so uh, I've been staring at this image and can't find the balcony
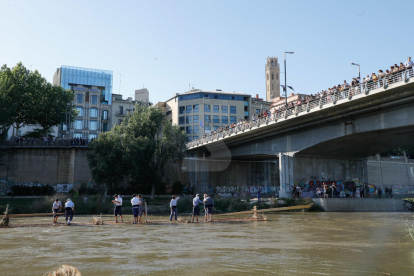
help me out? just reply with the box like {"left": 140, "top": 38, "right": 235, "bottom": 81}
{"left": 116, "top": 111, "right": 125, "bottom": 116}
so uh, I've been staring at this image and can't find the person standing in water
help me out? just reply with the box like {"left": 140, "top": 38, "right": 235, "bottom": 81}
{"left": 169, "top": 195, "right": 180, "bottom": 222}
{"left": 203, "top": 194, "right": 214, "bottom": 222}
{"left": 131, "top": 194, "right": 140, "bottom": 224}
{"left": 52, "top": 198, "right": 62, "bottom": 224}
{"left": 65, "top": 198, "right": 75, "bottom": 225}
{"left": 192, "top": 194, "right": 203, "bottom": 222}
{"left": 112, "top": 194, "right": 123, "bottom": 223}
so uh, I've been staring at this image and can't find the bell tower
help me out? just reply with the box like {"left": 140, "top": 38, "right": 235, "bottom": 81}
{"left": 265, "top": 57, "right": 280, "bottom": 101}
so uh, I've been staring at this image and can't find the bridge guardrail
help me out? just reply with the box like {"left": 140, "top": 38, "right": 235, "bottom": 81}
{"left": 187, "top": 68, "right": 414, "bottom": 149}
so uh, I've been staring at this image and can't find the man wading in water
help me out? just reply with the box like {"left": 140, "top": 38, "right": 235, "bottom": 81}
{"left": 169, "top": 195, "right": 180, "bottom": 222}
{"left": 203, "top": 194, "right": 214, "bottom": 222}
{"left": 65, "top": 198, "right": 75, "bottom": 225}
{"left": 192, "top": 194, "right": 203, "bottom": 222}
{"left": 112, "top": 194, "right": 123, "bottom": 223}
{"left": 52, "top": 198, "right": 62, "bottom": 224}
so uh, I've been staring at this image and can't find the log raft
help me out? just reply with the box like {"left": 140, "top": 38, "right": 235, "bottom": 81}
{"left": 215, "top": 204, "right": 313, "bottom": 217}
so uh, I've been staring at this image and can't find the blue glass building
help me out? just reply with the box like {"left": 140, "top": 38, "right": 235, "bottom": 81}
{"left": 53, "top": 65, "right": 113, "bottom": 104}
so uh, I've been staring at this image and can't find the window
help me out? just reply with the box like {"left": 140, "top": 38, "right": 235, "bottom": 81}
{"left": 255, "top": 109, "right": 260, "bottom": 114}
{"left": 204, "top": 115, "right": 211, "bottom": 123}
{"left": 118, "top": 119, "right": 123, "bottom": 124}
{"left": 186, "top": 137, "right": 192, "bottom": 142}
{"left": 89, "top": 121, "right": 98, "bottom": 130}
{"left": 103, "top": 123, "right": 108, "bottom": 132}
{"left": 271, "top": 74, "right": 274, "bottom": 80}
{"left": 267, "top": 74, "right": 269, "bottom": 80}
{"left": 213, "top": 115, "right": 219, "bottom": 123}
{"left": 193, "top": 136, "right": 199, "bottom": 140}
{"left": 89, "top": 134, "right": 97, "bottom": 140}
{"left": 179, "top": 116, "right": 185, "bottom": 124}
{"left": 222, "top": 116, "right": 228, "bottom": 124}
{"left": 230, "top": 106, "right": 236, "bottom": 114}
{"left": 213, "top": 105, "right": 219, "bottom": 113}
{"left": 193, "top": 115, "right": 199, "bottom": 123}
{"left": 76, "top": 94, "right": 83, "bottom": 104}
{"left": 272, "top": 84, "right": 274, "bottom": 90}
{"left": 76, "top": 107, "right": 83, "bottom": 116}
{"left": 193, "top": 125, "right": 199, "bottom": 134}
{"left": 74, "top": 133, "right": 82, "bottom": 138}
{"left": 166, "top": 110, "right": 172, "bottom": 116}
{"left": 186, "top": 116, "right": 192, "bottom": 124}
{"left": 90, "top": 108, "right": 98, "bottom": 117}
{"left": 205, "top": 126, "right": 211, "bottom": 133}
{"left": 74, "top": 120, "right": 82, "bottom": 130}
{"left": 214, "top": 126, "right": 219, "bottom": 131}
{"left": 119, "top": 106, "right": 123, "bottom": 115}
{"left": 186, "top": 105, "right": 192, "bottom": 113}
{"left": 179, "top": 106, "right": 185, "bottom": 114}
{"left": 186, "top": 126, "right": 192, "bottom": 134}
{"left": 102, "top": 110, "right": 108, "bottom": 120}
{"left": 277, "top": 74, "right": 278, "bottom": 80}
{"left": 271, "top": 60, "right": 274, "bottom": 66}
{"left": 91, "top": 95, "right": 98, "bottom": 105}
{"left": 222, "top": 106, "right": 228, "bottom": 113}
{"left": 204, "top": 104, "right": 211, "bottom": 112}
{"left": 230, "top": 116, "right": 237, "bottom": 124}
{"left": 180, "top": 127, "right": 185, "bottom": 132}
{"left": 193, "top": 104, "right": 199, "bottom": 113}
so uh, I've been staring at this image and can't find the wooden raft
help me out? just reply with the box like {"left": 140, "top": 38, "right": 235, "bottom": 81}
{"left": 215, "top": 204, "right": 313, "bottom": 217}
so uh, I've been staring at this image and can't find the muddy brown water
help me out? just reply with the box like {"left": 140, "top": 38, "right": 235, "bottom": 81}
{"left": 1, "top": 212, "right": 413, "bottom": 275}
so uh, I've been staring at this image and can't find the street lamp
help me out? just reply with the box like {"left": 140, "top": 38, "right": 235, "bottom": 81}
{"left": 351, "top": 63, "right": 360, "bottom": 80}
{"left": 284, "top": 52, "right": 294, "bottom": 107}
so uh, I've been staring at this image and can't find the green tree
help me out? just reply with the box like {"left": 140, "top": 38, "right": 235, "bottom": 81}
{"left": 0, "top": 63, "right": 46, "bottom": 135}
{"left": 0, "top": 76, "right": 17, "bottom": 142}
{"left": 85, "top": 128, "right": 129, "bottom": 202}
{"left": 31, "top": 83, "right": 76, "bottom": 136}
{"left": 86, "top": 105, "right": 186, "bottom": 198}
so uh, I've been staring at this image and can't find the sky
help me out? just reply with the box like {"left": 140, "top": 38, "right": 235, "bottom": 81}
{"left": 1, "top": 0, "right": 413, "bottom": 104}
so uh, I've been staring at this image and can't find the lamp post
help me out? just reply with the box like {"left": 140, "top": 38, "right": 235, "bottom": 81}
{"left": 351, "top": 63, "right": 360, "bottom": 80}
{"left": 284, "top": 52, "right": 294, "bottom": 107}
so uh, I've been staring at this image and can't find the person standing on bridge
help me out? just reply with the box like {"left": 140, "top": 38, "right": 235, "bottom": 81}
{"left": 405, "top": 57, "right": 413, "bottom": 76}
{"left": 65, "top": 198, "right": 75, "bottom": 225}
{"left": 52, "top": 198, "right": 62, "bottom": 224}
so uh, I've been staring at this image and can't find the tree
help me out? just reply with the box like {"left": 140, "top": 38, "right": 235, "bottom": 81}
{"left": 85, "top": 128, "right": 129, "bottom": 202}
{"left": 0, "top": 76, "right": 16, "bottom": 142}
{"left": 86, "top": 105, "right": 186, "bottom": 198}
{"left": 0, "top": 63, "right": 46, "bottom": 135}
{"left": 31, "top": 83, "right": 76, "bottom": 136}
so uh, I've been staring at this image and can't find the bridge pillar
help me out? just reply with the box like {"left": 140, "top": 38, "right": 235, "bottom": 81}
{"left": 279, "top": 152, "right": 295, "bottom": 198}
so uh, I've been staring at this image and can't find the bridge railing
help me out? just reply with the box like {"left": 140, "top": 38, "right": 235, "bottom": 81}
{"left": 1, "top": 140, "right": 93, "bottom": 148}
{"left": 187, "top": 68, "right": 414, "bottom": 149}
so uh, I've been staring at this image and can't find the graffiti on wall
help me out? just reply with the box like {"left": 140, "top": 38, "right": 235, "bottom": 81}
{"left": 215, "top": 185, "right": 279, "bottom": 197}
{"left": 0, "top": 179, "right": 98, "bottom": 195}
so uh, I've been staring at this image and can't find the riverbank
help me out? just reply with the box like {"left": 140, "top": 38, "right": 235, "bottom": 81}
{"left": 312, "top": 198, "right": 412, "bottom": 212}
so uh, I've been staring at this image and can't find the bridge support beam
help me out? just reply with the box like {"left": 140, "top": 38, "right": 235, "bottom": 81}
{"left": 279, "top": 152, "right": 295, "bottom": 198}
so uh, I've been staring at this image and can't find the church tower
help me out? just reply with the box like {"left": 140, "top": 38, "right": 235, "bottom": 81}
{"left": 265, "top": 57, "right": 280, "bottom": 101}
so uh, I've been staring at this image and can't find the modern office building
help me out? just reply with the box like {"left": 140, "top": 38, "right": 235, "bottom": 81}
{"left": 53, "top": 66, "right": 113, "bottom": 139}
{"left": 157, "top": 89, "right": 256, "bottom": 142}
{"left": 135, "top": 88, "right": 149, "bottom": 103}
{"left": 265, "top": 57, "right": 281, "bottom": 101}
{"left": 111, "top": 94, "right": 140, "bottom": 129}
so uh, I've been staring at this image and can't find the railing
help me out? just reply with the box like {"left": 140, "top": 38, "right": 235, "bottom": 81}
{"left": 186, "top": 68, "right": 414, "bottom": 149}
{"left": 116, "top": 111, "right": 125, "bottom": 116}
{"left": 1, "top": 139, "right": 94, "bottom": 148}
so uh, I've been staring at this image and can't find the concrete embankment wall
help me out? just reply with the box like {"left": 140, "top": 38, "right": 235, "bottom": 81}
{"left": 312, "top": 198, "right": 408, "bottom": 212}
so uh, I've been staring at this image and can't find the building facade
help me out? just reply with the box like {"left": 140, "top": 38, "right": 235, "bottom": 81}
{"left": 53, "top": 66, "right": 113, "bottom": 139}
{"left": 158, "top": 89, "right": 255, "bottom": 142}
{"left": 110, "top": 94, "right": 139, "bottom": 129}
{"left": 135, "top": 88, "right": 149, "bottom": 103}
{"left": 265, "top": 57, "right": 281, "bottom": 101}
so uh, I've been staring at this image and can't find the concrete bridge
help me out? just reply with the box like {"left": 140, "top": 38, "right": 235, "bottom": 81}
{"left": 185, "top": 71, "right": 414, "bottom": 197}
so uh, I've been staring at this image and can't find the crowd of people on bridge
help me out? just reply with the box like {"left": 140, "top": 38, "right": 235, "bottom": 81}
{"left": 189, "top": 57, "right": 414, "bottom": 146}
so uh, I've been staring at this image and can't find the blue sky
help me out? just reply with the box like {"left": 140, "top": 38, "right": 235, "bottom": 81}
{"left": 1, "top": 0, "right": 413, "bottom": 103}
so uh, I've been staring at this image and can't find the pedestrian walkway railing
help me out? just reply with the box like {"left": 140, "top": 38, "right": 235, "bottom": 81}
{"left": 0, "top": 140, "right": 92, "bottom": 148}
{"left": 187, "top": 68, "right": 414, "bottom": 149}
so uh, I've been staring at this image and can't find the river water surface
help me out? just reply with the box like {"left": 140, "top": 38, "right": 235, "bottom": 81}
{"left": 1, "top": 212, "right": 414, "bottom": 275}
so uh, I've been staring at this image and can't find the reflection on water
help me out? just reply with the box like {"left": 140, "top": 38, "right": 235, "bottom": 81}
{"left": 1, "top": 213, "right": 413, "bottom": 275}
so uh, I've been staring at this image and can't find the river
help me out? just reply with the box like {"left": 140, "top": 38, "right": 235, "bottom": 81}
{"left": 1, "top": 212, "right": 413, "bottom": 275}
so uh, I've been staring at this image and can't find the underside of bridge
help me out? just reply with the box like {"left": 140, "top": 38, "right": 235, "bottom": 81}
{"left": 295, "top": 126, "right": 414, "bottom": 158}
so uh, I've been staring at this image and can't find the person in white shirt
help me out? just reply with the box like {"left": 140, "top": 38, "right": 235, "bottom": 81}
{"left": 131, "top": 194, "right": 140, "bottom": 224}
{"left": 64, "top": 198, "right": 75, "bottom": 225}
{"left": 169, "top": 195, "right": 180, "bottom": 221}
{"left": 192, "top": 194, "right": 203, "bottom": 222}
{"left": 52, "top": 198, "right": 62, "bottom": 224}
{"left": 112, "top": 194, "right": 123, "bottom": 223}
{"left": 405, "top": 57, "right": 414, "bottom": 76}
